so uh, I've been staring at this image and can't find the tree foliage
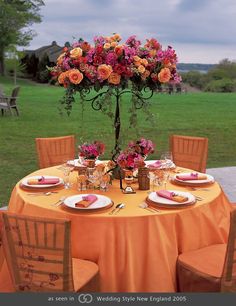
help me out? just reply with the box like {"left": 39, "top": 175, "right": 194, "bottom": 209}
{"left": 181, "top": 59, "right": 236, "bottom": 92}
{"left": 0, "top": 0, "right": 44, "bottom": 75}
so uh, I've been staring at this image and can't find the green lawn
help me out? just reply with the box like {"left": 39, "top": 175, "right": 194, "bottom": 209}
{"left": 1, "top": 76, "right": 236, "bottom": 206}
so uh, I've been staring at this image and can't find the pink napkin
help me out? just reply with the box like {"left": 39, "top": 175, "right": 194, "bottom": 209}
{"left": 156, "top": 190, "right": 188, "bottom": 203}
{"left": 176, "top": 173, "right": 207, "bottom": 181}
{"left": 147, "top": 160, "right": 162, "bottom": 169}
{"left": 75, "top": 194, "right": 98, "bottom": 208}
{"left": 28, "top": 177, "right": 60, "bottom": 185}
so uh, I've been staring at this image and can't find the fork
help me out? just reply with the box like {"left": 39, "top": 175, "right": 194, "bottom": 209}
{"left": 27, "top": 191, "right": 58, "bottom": 196}
{"left": 51, "top": 196, "right": 66, "bottom": 207}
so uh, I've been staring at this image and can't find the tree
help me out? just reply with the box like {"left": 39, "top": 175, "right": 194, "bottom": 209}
{"left": 0, "top": 0, "right": 44, "bottom": 76}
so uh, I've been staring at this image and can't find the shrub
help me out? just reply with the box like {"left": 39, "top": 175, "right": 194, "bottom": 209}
{"left": 204, "top": 78, "right": 236, "bottom": 92}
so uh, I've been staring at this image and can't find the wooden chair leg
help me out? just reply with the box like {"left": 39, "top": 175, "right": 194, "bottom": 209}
{"left": 13, "top": 107, "right": 19, "bottom": 116}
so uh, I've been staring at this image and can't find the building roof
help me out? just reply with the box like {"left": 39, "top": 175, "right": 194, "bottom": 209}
{"left": 25, "top": 41, "right": 64, "bottom": 63}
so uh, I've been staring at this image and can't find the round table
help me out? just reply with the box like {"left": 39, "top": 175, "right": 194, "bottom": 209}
{"left": 0, "top": 166, "right": 232, "bottom": 292}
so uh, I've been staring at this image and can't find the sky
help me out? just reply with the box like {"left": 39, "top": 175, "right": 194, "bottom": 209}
{"left": 27, "top": 0, "right": 236, "bottom": 64}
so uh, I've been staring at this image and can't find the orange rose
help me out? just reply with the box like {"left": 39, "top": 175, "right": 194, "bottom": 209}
{"left": 133, "top": 55, "right": 141, "bottom": 62}
{"left": 68, "top": 69, "right": 83, "bottom": 84}
{"left": 141, "top": 58, "right": 148, "bottom": 67}
{"left": 104, "top": 43, "right": 111, "bottom": 50}
{"left": 57, "top": 53, "right": 65, "bottom": 65}
{"left": 58, "top": 71, "right": 68, "bottom": 84}
{"left": 114, "top": 45, "right": 123, "bottom": 56}
{"left": 70, "top": 47, "right": 83, "bottom": 59}
{"left": 137, "top": 65, "right": 145, "bottom": 74}
{"left": 111, "top": 41, "right": 118, "bottom": 48}
{"left": 158, "top": 68, "right": 171, "bottom": 83}
{"left": 141, "top": 70, "right": 150, "bottom": 80}
{"left": 108, "top": 72, "right": 121, "bottom": 85}
{"left": 134, "top": 60, "right": 141, "bottom": 67}
{"left": 97, "top": 64, "right": 112, "bottom": 80}
{"left": 113, "top": 33, "right": 121, "bottom": 41}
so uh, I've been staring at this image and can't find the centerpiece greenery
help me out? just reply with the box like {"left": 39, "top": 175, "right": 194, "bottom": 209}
{"left": 50, "top": 33, "right": 181, "bottom": 160}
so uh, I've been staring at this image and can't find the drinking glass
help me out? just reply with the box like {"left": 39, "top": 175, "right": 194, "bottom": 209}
{"left": 62, "top": 163, "right": 73, "bottom": 189}
{"left": 160, "top": 151, "right": 173, "bottom": 189}
{"left": 147, "top": 171, "right": 157, "bottom": 192}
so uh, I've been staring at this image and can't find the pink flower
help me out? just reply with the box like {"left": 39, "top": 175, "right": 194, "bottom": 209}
{"left": 128, "top": 138, "right": 155, "bottom": 156}
{"left": 78, "top": 141, "right": 105, "bottom": 159}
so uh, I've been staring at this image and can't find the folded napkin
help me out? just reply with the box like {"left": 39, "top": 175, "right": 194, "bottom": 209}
{"left": 176, "top": 172, "right": 207, "bottom": 181}
{"left": 147, "top": 160, "right": 162, "bottom": 169}
{"left": 75, "top": 194, "right": 98, "bottom": 208}
{"left": 27, "top": 177, "right": 60, "bottom": 185}
{"left": 156, "top": 190, "right": 188, "bottom": 203}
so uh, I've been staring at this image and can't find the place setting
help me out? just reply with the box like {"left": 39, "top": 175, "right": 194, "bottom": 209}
{"left": 171, "top": 172, "right": 215, "bottom": 187}
{"left": 20, "top": 175, "right": 64, "bottom": 190}
{"left": 57, "top": 193, "right": 114, "bottom": 212}
{"left": 146, "top": 189, "right": 197, "bottom": 209}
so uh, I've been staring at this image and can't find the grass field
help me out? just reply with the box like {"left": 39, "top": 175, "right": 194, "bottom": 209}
{"left": 1, "top": 76, "right": 236, "bottom": 206}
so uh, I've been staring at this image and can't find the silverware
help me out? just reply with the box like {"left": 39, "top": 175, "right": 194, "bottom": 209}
{"left": 114, "top": 203, "right": 125, "bottom": 214}
{"left": 51, "top": 196, "right": 66, "bottom": 207}
{"left": 195, "top": 196, "right": 203, "bottom": 201}
{"left": 139, "top": 202, "right": 160, "bottom": 213}
{"left": 188, "top": 187, "right": 210, "bottom": 191}
{"left": 27, "top": 191, "right": 58, "bottom": 196}
{"left": 109, "top": 203, "right": 123, "bottom": 215}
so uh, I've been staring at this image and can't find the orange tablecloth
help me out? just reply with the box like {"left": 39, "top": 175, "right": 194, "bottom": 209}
{"left": 0, "top": 166, "right": 233, "bottom": 292}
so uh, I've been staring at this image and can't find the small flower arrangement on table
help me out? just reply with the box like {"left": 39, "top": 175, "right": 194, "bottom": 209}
{"left": 78, "top": 140, "right": 105, "bottom": 160}
{"left": 128, "top": 138, "right": 155, "bottom": 158}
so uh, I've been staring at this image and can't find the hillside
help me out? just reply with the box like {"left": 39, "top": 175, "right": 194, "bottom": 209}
{"left": 177, "top": 63, "right": 215, "bottom": 72}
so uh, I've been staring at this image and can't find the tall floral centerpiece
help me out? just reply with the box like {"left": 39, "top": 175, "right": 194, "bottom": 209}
{"left": 50, "top": 34, "right": 181, "bottom": 160}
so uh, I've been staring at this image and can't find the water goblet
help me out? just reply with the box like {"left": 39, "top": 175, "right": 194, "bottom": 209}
{"left": 61, "top": 161, "right": 74, "bottom": 189}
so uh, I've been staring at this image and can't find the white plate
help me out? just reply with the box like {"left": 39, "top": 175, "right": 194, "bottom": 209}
{"left": 21, "top": 175, "right": 63, "bottom": 188}
{"left": 146, "top": 160, "right": 176, "bottom": 170}
{"left": 173, "top": 173, "right": 215, "bottom": 185}
{"left": 67, "top": 159, "right": 103, "bottom": 167}
{"left": 63, "top": 194, "right": 113, "bottom": 210}
{"left": 147, "top": 190, "right": 196, "bottom": 206}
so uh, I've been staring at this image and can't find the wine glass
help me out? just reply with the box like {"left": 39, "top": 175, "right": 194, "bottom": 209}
{"left": 160, "top": 151, "right": 173, "bottom": 165}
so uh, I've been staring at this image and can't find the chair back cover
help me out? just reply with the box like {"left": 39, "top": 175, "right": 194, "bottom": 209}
{"left": 0, "top": 211, "right": 4, "bottom": 270}
{"left": 1, "top": 212, "right": 74, "bottom": 292}
{"left": 35, "top": 135, "right": 75, "bottom": 168}
{"left": 221, "top": 209, "right": 236, "bottom": 292}
{"left": 170, "top": 135, "right": 208, "bottom": 173}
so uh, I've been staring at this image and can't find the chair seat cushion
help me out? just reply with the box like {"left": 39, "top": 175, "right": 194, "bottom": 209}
{"left": 177, "top": 244, "right": 226, "bottom": 292}
{"left": 72, "top": 258, "right": 99, "bottom": 291}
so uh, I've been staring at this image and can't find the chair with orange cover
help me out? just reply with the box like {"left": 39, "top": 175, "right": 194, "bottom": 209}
{"left": 170, "top": 135, "right": 208, "bottom": 173}
{"left": 177, "top": 208, "right": 236, "bottom": 292}
{"left": 1, "top": 212, "right": 99, "bottom": 292}
{"left": 0, "top": 210, "right": 5, "bottom": 271}
{"left": 35, "top": 135, "right": 75, "bottom": 169}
